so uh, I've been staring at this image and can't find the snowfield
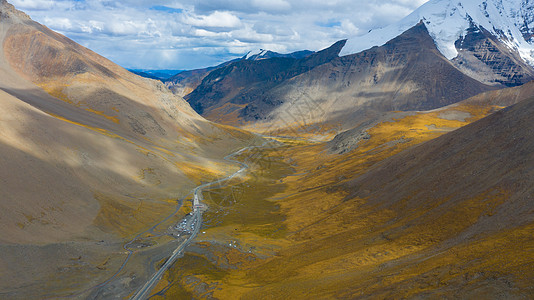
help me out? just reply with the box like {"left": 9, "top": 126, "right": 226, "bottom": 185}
{"left": 340, "top": 0, "right": 534, "bottom": 66}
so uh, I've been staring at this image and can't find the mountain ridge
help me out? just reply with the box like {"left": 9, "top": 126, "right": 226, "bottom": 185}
{"left": 0, "top": 1, "right": 257, "bottom": 298}
{"left": 186, "top": 22, "right": 496, "bottom": 137}
{"left": 184, "top": 39, "right": 346, "bottom": 125}
{"left": 3, "top": 0, "right": 534, "bottom": 298}
{"left": 341, "top": 0, "right": 534, "bottom": 65}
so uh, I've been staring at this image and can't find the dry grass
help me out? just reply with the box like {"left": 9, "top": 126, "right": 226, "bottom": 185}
{"left": 39, "top": 82, "right": 120, "bottom": 124}
{"left": 148, "top": 102, "right": 534, "bottom": 299}
{"left": 93, "top": 193, "right": 178, "bottom": 238}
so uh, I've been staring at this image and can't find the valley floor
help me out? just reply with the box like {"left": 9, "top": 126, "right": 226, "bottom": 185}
{"left": 143, "top": 102, "right": 534, "bottom": 299}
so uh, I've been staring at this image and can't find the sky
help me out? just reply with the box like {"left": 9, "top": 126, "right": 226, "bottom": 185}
{"left": 10, "top": 0, "right": 428, "bottom": 70}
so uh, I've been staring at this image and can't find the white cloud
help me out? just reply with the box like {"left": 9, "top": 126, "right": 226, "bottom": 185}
{"left": 11, "top": 0, "right": 429, "bottom": 69}
{"left": 87, "top": 20, "right": 105, "bottom": 33}
{"left": 231, "top": 26, "right": 274, "bottom": 43}
{"left": 340, "top": 20, "right": 359, "bottom": 36}
{"left": 251, "top": 0, "right": 291, "bottom": 12}
{"left": 182, "top": 11, "right": 242, "bottom": 28}
{"left": 193, "top": 29, "right": 228, "bottom": 37}
{"left": 10, "top": 0, "right": 63, "bottom": 10}
{"left": 43, "top": 17, "right": 72, "bottom": 30}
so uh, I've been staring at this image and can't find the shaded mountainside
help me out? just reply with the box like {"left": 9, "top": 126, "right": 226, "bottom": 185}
{"left": 185, "top": 40, "right": 346, "bottom": 125}
{"left": 164, "top": 49, "right": 315, "bottom": 98}
{"left": 348, "top": 89, "right": 534, "bottom": 236}
{"left": 0, "top": 1, "right": 256, "bottom": 298}
{"left": 244, "top": 49, "right": 314, "bottom": 61}
{"left": 245, "top": 22, "right": 495, "bottom": 134}
{"left": 146, "top": 78, "right": 534, "bottom": 299}
{"left": 330, "top": 92, "right": 534, "bottom": 298}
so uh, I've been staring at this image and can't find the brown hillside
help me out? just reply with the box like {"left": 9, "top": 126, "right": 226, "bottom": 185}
{"left": 0, "top": 1, "right": 256, "bottom": 298}
{"left": 148, "top": 81, "right": 534, "bottom": 299}
{"left": 185, "top": 22, "right": 497, "bottom": 138}
{"left": 248, "top": 22, "right": 495, "bottom": 135}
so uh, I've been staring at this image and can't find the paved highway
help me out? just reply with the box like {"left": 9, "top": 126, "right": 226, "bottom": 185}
{"left": 130, "top": 211, "right": 202, "bottom": 300}
{"left": 130, "top": 145, "right": 255, "bottom": 300}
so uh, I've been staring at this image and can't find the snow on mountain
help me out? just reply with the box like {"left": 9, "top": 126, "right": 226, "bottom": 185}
{"left": 243, "top": 49, "right": 315, "bottom": 61}
{"left": 340, "top": 0, "right": 534, "bottom": 66}
{"left": 245, "top": 49, "right": 269, "bottom": 60}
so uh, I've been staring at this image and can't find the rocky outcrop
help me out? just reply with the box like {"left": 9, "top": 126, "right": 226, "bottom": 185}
{"left": 452, "top": 24, "right": 534, "bottom": 86}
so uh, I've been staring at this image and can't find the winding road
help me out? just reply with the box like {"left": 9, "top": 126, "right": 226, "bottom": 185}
{"left": 130, "top": 145, "right": 254, "bottom": 300}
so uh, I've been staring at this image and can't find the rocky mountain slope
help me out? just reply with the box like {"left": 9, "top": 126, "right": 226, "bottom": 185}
{"left": 341, "top": 0, "right": 534, "bottom": 86}
{"left": 451, "top": 24, "right": 534, "bottom": 86}
{"left": 0, "top": 1, "right": 255, "bottom": 298}
{"left": 165, "top": 49, "right": 314, "bottom": 98}
{"left": 150, "top": 74, "right": 534, "bottom": 299}
{"left": 182, "top": 0, "right": 534, "bottom": 138}
{"left": 187, "top": 22, "right": 497, "bottom": 137}
{"left": 184, "top": 40, "right": 346, "bottom": 126}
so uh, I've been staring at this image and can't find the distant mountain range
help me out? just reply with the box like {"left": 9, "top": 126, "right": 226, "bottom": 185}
{"left": 132, "top": 50, "right": 315, "bottom": 85}
{"left": 4, "top": 0, "right": 534, "bottom": 298}
{"left": 161, "top": 49, "right": 316, "bottom": 97}
{"left": 244, "top": 49, "right": 314, "bottom": 61}
{"left": 128, "top": 69, "right": 184, "bottom": 80}
{"left": 168, "top": 0, "right": 534, "bottom": 137}
{"left": 0, "top": 0, "right": 253, "bottom": 298}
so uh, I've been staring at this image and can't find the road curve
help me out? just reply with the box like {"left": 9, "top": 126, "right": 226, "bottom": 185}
{"left": 130, "top": 145, "right": 254, "bottom": 300}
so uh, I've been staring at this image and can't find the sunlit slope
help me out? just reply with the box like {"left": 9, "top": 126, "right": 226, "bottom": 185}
{"left": 337, "top": 96, "right": 534, "bottom": 298}
{"left": 2, "top": 1, "right": 204, "bottom": 147}
{"left": 0, "top": 2, "right": 257, "bottom": 298}
{"left": 0, "top": 0, "right": 256, "bottom": 242}
{"left": 147, "top": 81, "right": 533, "bottom": 298}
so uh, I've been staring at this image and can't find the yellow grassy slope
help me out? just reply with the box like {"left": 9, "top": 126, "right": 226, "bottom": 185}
{"left": 148, "top": 101, "right": 533, "bottom": 299}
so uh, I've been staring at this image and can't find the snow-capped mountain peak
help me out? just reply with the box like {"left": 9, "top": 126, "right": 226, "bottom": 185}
{"left": 340, "top": 0, "right": 534, "bottom": 66}
{"left": 243, "top": 49, "right": 315, "bottom": 61}
{"left": 245, "top": 49, "right": 269, "bottom": 60}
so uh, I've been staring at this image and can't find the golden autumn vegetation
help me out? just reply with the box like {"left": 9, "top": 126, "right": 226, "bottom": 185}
{"left": 143, "top": 100, "right": 534, "bottom": 299}
{"left": 3, "top": 2, "right": 534, "bottom": 298}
